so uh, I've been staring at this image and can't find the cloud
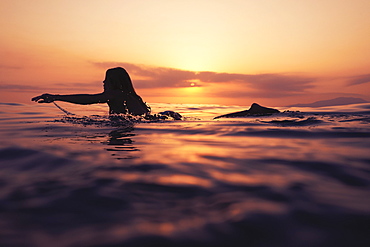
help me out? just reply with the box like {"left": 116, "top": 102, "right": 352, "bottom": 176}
{"left": 346, "top": 74, "right": 370, "bottom": 86}
{"left": 91, "top": 61, "right": 316, "bottom": 97}
{"left": 0, "top": 84, "right": 41, "bottom": 91}
{"left": 0, "top": 65, "right": 23, "bottom": 70}
{"left": 92, "top": 61, "right": 198, "bottom": 88}
{"left": 221, "top": 73, "right": 314, "bottom": 93}
{"left": 53, "top": 82, "right": 100, "bottom": 89}
{"left": 0, "top": 82, "right": 98, "bottom": 93}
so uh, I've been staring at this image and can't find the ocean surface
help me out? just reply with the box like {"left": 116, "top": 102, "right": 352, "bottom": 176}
{"left": 0, "top": 100, "right": 369, "bottom": 247}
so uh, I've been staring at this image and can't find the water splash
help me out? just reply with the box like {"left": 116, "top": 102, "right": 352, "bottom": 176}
{"left": 54, "top": 114, "right": 138, "bottom": 127}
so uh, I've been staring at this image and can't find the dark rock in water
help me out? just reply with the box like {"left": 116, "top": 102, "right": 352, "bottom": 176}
{"left": 214, "top": 103, "right": 280, "bottom": 119}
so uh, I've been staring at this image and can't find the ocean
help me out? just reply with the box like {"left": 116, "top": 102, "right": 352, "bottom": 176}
{"left": 0, "top": 100, "right": 369, "bottom": 247}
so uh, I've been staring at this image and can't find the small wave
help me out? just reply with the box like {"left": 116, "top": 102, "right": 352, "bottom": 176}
{"left": 0, "top": 146, "right": 73, "bottom": 171}
{"left": 0, "top": 102, "right": 23, "bottom": 106}
{"left": 339, "top": 117, "right": 370, "bottom": 123}
{"left": 262, "top": 117, "right": 324, "bottom": 127}
{"left": 222, "top": 128, "right": 370, "bottom": 138}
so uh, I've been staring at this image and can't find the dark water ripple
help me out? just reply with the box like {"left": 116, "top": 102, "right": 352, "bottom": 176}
{"left": 0, "top": 103, "right": 370, "bottom": 247}
{"left": 1, "top": 145, "right": 369, "bottom": 246}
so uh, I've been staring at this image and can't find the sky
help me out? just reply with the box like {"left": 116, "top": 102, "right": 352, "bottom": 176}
{"left": 1, "top": 0, "right": 369, "bottom": 106}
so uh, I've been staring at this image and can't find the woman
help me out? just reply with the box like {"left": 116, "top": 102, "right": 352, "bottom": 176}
{"left": 32, "top": 67, "right": 150, "bottom": 115}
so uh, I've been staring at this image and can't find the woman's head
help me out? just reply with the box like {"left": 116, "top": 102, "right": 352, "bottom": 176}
{"left": 104, "top": 67, "right": 136, "bottom": 93}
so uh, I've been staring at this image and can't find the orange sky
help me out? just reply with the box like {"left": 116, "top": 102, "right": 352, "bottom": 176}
{"left": 1, "top": 0, "right": 369, "bottom": 106}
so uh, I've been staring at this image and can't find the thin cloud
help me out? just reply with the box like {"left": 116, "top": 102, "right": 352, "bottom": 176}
{"left": 91, "top": 61, "right": 316, "bottom": 95}
{"left": 53, "top": 82, "right": 101, "bottom": 89}
{"left": 346, "top": 74, "right": 370, "bottom": 86}
{"left": 0, "top": 65, "right": 23, "bottom": 70}
{"left": 0, "top": 83, "right": 97, "bottom": 93}
{"left": 0, "top": 84, "right": 41, "bottom": 91}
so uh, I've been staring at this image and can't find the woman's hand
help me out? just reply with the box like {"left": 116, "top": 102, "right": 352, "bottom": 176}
{"left": 31, "top": 93, "right": 55, "bottom": 103}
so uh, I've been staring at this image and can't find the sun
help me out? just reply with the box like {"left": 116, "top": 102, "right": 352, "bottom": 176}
{"left": 182, "top": 80, "right": 202, "bottom": 96}
{"left": 187, "top": 80, "right": 199, "bottom": 87}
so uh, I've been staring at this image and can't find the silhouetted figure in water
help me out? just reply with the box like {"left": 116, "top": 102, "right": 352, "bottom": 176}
{"left": 32, "top": 67, "right": 150, "bottom": 116}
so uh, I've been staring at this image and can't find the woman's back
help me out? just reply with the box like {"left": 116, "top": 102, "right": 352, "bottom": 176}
{"left": 105, "top": 89, "right": 150, "bottom": 115}
{"left": 104, "top": 67, "right": 150, "bottom": 115}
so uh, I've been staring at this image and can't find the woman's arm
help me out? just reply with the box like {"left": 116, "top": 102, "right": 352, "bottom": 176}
{"left": 32, "top": 93, "right": 109, "bottom": 105}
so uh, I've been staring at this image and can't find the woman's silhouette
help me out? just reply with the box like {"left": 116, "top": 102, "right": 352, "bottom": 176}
{"left": 32, "top": 67, "right": 150, "bottom": 115}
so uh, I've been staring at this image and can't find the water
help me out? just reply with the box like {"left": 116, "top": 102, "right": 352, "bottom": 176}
{"left": 0, "top": 101, "right": 369, "bottom": 247}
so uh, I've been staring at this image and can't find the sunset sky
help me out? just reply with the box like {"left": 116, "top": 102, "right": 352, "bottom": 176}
{"left": 1, "top": 0, "right": 369, "bottom": 106}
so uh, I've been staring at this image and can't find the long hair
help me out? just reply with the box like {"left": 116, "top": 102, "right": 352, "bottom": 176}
{"left": 105, "top": 67, "right": 151, "bottom": 115}
{"left": 105, "top": 67, "right": 136, "bottom": 94}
